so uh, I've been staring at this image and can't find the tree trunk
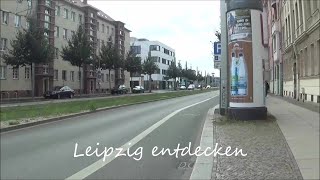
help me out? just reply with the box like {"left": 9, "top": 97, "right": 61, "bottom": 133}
{"left": 173, "top": 77, "right": 176, "bottom": 90}
{"left": 149, "top": 74, "right": 152, "bottom": 93}
{"left": 79, "top": 66, "right": 82, "bottom": 96}
{"left": 31, "top": 63, "right": 35, "bottom": 99}
{"left": 109, "top": 69, "right": 112, "bottom": 93}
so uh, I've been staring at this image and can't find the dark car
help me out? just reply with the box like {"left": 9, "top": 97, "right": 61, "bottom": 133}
{"left": 111, "top": 85, "right": 128, "bottom": 95}
{"left": 44, "top": 86, "right": 75, "bottom": 99}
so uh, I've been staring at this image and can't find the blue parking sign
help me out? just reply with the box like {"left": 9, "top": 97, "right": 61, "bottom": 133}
{"left": 214, "top": 42, "right": 221, "bottom": 55}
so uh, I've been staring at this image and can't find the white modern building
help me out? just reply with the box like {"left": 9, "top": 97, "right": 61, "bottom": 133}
{"left": 130, "top": 37, "right": 176, "bottom": 90}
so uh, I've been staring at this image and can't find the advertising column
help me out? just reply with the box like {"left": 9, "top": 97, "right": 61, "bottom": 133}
{"left": 226, "top": 0, "right": 267, "bottom": 120}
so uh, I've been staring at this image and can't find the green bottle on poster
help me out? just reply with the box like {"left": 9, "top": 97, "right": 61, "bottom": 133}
{"left": 231, "top": 52, "right": 238, "bottom": 95}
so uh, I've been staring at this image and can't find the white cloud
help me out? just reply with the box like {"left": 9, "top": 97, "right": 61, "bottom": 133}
{"left": 89, "top": 0, "right": 221, "bottom": 76}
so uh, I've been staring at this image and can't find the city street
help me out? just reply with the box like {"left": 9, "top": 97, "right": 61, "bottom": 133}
{"left": 1, "top": 91, "right": 219, "bottom": 179}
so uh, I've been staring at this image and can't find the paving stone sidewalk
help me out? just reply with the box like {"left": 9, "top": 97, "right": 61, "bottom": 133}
{"left": 267, "top": 96, "right": 319, "bottom": 180}
{"left": 212, "top": 114, "right": 303, "bottom": 180}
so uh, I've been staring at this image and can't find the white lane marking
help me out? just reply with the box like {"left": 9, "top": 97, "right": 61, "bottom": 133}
{"left": 65, "top": 95, "right": 218, "bottom": 180}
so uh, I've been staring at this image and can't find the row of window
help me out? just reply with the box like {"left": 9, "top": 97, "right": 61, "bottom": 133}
{"left": 0, "top": 66, "right": 118, "bottom": 83}
{"left": 55, "top": 6, "right": 82, "bottom": 23}
{"left": 2, "top": 11, "right": 23, "bottom": 27}
{"left": 54, "top": 26, "right": 75, "bottom": 39}
{"left": 0, "top": 66, "right": 29, "bottom": 80}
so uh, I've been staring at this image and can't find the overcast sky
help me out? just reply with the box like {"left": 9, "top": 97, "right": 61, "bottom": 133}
{"left": 89, "top": 0, "right": 221, "bottom": 76}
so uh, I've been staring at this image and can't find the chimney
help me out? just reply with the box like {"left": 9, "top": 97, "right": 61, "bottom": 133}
{"left": 83, "top": 0, "right": 87, "bottom": 4}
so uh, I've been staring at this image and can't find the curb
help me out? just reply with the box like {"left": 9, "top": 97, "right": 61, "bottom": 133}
{"left": 0, "top": 91, "right": 215, "bottom": 133}
{"left": 189, "top": 104, "right": 217, "bottom": 180}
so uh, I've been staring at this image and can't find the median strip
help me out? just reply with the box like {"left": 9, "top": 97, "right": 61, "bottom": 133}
{"left": 0, "top": 89, "right": 215, "bottom": 131}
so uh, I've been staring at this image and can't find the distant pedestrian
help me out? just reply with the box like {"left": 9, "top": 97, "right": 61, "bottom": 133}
{"left": 265, "top": 81, "right": 270, "bottom": 97}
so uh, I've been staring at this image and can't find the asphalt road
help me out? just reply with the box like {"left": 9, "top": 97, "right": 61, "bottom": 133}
{"left": 0, "top": 91, "right": 219, "bottom": 180}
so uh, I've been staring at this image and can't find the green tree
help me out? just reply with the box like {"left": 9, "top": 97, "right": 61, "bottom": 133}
{"left": 98, "top": 42, "right": 121, "bottom": 91}
{"left": 215, "top": 30, "right": 221, "bottom": 42}
{"left": 61, "top": 25, "right": 93, "bottom": 95}
{"left": 142, "top": 55, "right": 158, "bottom": 93}
{"left": 3, "top": 17, "right": 54, "bottom": 98}
{"left": 166, "top": 60, "right": 179, "bottom": 90}
{"left": 125, "top": 48, "right": 142, "bottom": 89}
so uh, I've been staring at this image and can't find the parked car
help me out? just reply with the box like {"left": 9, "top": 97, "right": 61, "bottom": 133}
{"left": 179, "top": 85, "right": 186, "bottom": 90}
{"left": 188, "top": 84, "right": 195, "bottom": 90}
{"left": 111, "top": 85, "right": 128, "bottom": 95}
{"left": 44, "top": 86, "right": 75, "bottom": 99}
{"left": 132, "top": 86, "right": 144, "bottom": 93}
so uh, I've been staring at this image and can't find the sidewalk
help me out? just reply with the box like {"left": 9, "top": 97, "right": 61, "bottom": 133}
{"left": 267, "top": 96, "right": 320, "bottom": 180}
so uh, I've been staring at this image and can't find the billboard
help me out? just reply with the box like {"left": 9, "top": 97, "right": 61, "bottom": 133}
{"left": 227, "top": 9, "right": 253, "bottom": 103}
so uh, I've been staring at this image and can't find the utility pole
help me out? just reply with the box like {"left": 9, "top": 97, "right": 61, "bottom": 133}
{"left": 219, "top": 0, "right": 229, "bottom": 115}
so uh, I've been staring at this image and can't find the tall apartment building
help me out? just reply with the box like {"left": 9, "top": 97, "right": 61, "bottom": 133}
{"left": 278, "top": 0, "right": 320, "bottom": 103}
{"left": 130, "top": 37, "right": 176, "bottom": 90}
{"left": 0, "top": 0, "right": 131, "bottom": 98}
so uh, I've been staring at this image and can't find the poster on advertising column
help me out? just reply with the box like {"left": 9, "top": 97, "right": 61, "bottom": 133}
{"left": 227, "top": 9, "right": 253, "bottom": 103}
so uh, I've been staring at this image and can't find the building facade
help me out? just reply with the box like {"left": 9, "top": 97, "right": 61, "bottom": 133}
{"left": 130, "top": 37, "right": 176, "bottom": 90}
{"left": 0, "top": 0, "right": 131, "bottom": 98}
{"left": 265, "top": 0, "right": 283, "bottom": 96}
{"left": 266, "top": 0, "right": 320, "bottom": 103}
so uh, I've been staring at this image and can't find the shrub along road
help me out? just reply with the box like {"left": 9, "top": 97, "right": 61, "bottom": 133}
{"left": 0, "top": 89, "right": 215, "bottom": 123}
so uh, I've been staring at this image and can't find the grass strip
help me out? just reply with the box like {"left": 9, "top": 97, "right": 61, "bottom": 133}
{"left": 0, "top": 89, "right": 215, "bottom": 122}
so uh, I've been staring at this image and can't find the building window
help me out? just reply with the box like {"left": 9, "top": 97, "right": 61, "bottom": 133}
{"left": 13, "top": 67, "right": 19, "bottom": 79}
{"left": 55, "top": 26, "right": 59, "bottom": 37}
{"left": 2, "top": 11, "right": 9, "bottom": 25}
{"left": 43, "top": 66, "right": 49, "bottom": 74}
{"left": 44, "top": 22, "right": 49, "bottom": 29}
{"left": 45, "top": 0, "right": 51, "bottom": 7}
{"left": 25, "top": 67, "right": 30, "bottom": 79}
{"left": 55, "top": 48, "right": 59, "bottom": 58}
{"left": 55, "top": 6, "right": 60, "bottom": 16}
{"left": 26, "top": 21, "right": 30, "bottom": 29}
{"left": 130, "top": 46, "right": 141, "bottom": 54}
{"left": 62, "top": 70, "right": 67, "bottom": 81}
{"left": 71, "top": 12, "right": 75, "bottom": 22}
{"left": 27, "top": 0, "right": 32, "bottom": 8}
{"left": 15, "top": 15, "right": 21, "bottom": 27}
{"left": 0, "top": 66, "right": 6, "bottom": 79}
{"left": 91, "top": 12, "right": 94, "bottom": 18}
{"left": 111, "top": 74, "right": 114, "bottom": 82}
{"left": 311, "top": 44, "right": 315, "bottom": 75}
{"left": 106, "top": 74, "right": 109, "bottom": 82}
{"left": 54, "top": 69, "right": 58, "bottom": 80}
{"left": 162, "top": 58, "right": 166, "bottom": 64}
{"left": 1, "top": 38, "right": 7, "bottom": 51}
{"left": 102, "top": 24, "right": 105, "bottom": 33}
{"left": 101, "top": 73, "right": 104, "bottom": 82}
{"left": 78, "top": 14, "right": 82, "bottom": 23}
{"left": 63, "top": 29, "right": 67, "bottom": 39}
{"left": 111, "top": 28, "right": 113, "bottom": 34}
{"left": 70, "top": 71, "right": 74, "bottom": 81}
{"left": 64, "top": 8, "right": 68, "bottom": 19}
{"left": 78, "top": 71, "right": 81, "bottom": 81}
{"left": 97, "top": 39, "right": 100, "bottom": 50}
{"left": 97, "top": 22, "right": 100, "bottom": 31}
{"left": 107, "top": 26, "right": 109, "bottom": 34}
